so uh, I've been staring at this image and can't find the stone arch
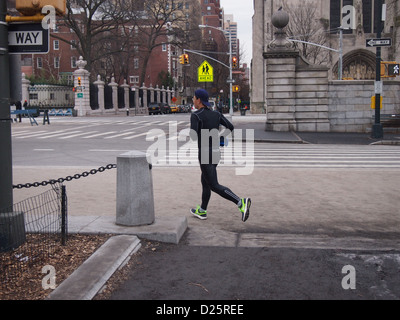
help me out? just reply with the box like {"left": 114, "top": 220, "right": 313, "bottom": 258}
{"left": 333, "top": 49, "right": 376, "bottom": 80}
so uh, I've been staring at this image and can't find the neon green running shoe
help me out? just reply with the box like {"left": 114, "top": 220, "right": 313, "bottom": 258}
{"left": 239, "top": 198, "right": 251, "bottom": 222}
{"left": 190, "top": 205, "right": 207, "bottom": 220}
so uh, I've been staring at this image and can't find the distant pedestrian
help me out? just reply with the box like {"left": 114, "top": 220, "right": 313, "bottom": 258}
{"left": 190, "top": 88, "right": 251, "bottom": 222}
{"left": 15, "top": 100, "right": 22, "bottom": 122}
{"left": 217, "top": 100, "right": 223, "bottom": 113}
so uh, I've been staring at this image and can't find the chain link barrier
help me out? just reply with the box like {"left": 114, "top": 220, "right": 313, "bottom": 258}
{"left": 13, "top": 164, "right": 117, "bottom": 189}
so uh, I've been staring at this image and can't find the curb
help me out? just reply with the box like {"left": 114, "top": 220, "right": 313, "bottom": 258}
{"left": 47, "top": 235, "right": 141, "bottom": 300}
{"left": 369, "top": 140, "right": 400, "bottom": 145}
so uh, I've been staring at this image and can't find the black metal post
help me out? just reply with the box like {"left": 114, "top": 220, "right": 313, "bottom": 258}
{"left": 0, "top": 1, "right": 13, "bottom": 211}
{"left": 61, "top": 185, "right": 67, "bottom": 246}
{"left": 371, "top": 0, "right": 384, "bottom": 139}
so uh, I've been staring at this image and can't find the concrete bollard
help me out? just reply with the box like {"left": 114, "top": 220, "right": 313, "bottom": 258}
{"left": 116, "top": 151, "right": 155, "bottom": 226}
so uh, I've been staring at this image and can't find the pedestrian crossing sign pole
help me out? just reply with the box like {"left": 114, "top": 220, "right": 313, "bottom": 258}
{"left": 198, "top": 60, "right": 214, "bottom": 82}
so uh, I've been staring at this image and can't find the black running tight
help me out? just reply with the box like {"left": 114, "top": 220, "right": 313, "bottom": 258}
{"left": 200, "top": 164, "right": 241, "bottom": 210}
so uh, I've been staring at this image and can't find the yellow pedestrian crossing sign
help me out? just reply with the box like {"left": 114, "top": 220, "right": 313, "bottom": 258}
{"left": 198, "top": 60, "right": 214, "bottom": 82}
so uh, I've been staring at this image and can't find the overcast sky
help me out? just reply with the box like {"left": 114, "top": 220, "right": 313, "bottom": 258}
{"left": 220, "top": 0, "right": 254, "bottom": 65}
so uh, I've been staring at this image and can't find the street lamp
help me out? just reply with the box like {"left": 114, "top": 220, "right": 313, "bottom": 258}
{"left": 199, "top": 24, "right": 234, "bottom": 115}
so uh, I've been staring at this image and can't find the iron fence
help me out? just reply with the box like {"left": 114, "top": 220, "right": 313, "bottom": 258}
{"left": 0, "top": 184, "right": 67, "bottom": 290}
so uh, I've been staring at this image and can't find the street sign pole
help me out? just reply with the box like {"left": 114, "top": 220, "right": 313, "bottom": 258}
{"left": 0, "top": 0, "right": 13, "bottom": 211}
{"left": 372, "top": 0, "right": 384, "bottom": 139}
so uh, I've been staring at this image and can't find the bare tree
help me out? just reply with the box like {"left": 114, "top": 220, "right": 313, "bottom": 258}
{"left": 283, "top": 1, "right": 330, "bottom": 65}
{"left": 120, "top": 0, "right": 193, "bottom": 85}
{"left": 53, "top": 0, "right": 124, "bottom": 77}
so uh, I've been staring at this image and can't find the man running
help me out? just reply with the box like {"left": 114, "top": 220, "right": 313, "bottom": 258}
{"left": 190, "top": 88, "right": 251, "bottom": 222}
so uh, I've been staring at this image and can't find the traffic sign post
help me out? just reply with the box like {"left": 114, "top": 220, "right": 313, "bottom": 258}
{"left": 371, "top": 0, "right": 384, "bottom": 139}
{"left": 8, "top": 23, "right": 49, "bottom": 54}
{"left": 0, "top": 1, "right": 13, "bottom": 211}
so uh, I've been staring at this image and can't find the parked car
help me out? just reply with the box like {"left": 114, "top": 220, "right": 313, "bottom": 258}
{"left": 170, "top": 104, "right": 179, "bottom": 113}
{"left": 148, "top": 103, "right": 161, "bottom": 115}
{"left": 160, "top": 103, "right": 171, "bottom": 114}
{"left": 184, "top": 104, "right": 192, "bottom": 113}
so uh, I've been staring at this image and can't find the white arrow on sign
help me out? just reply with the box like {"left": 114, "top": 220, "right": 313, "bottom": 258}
{"left": 366, "top": 38, "right": 392, "bottom": 47}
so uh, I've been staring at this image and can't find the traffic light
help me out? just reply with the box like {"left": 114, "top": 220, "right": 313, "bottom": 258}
{"left": 232, "top": 57, "right": 238, "bottom": 69}
{"left": 184, "top": 54, "right": 189, "bottom": 64}
{"left": 77, "top": 77, "right": 81, "bottom": 86}
{"left": 388, "top": 63, "right": 400, "bottom": 76}
{"left": 232, "top": 85, "right": 240, "bottom": 92}
{"left": 16, "top": 0, "right": 66, "bottom": 16}
{"left": 381, "top": 61, "right": 400, "bottom": 78}
{"left": 179, "top": 54, "right": 185, "bottom": 65}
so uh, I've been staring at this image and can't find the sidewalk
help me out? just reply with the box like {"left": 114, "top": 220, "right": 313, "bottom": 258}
{"left": 12, "top": 114, "right": 400, "bottom": 300}
{"left": 231, "top": 113, "right": 400, "bottom": 145}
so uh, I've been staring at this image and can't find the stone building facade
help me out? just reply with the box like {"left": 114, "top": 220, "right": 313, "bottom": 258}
{"left": 252, "top": 0, "right": 400, "bottom": 132}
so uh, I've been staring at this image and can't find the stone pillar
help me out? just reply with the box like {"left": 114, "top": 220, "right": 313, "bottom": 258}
{"left": 149, "top": 84, "right": 154, "bottom": 103}
{"left": 264, "top": 9, "right": 330, "bottom": 132}
{"left": 21, "top": 73, "right": 30, "bottom": 105}
{"left": 167, "top": 86, "right": 171, "bottom": 105}
{"left": 161, "top": 86, "right": 166, "bottom": 103}
{"left": 73, "top": 56, "right": 91, "bottom": 116}
{"left": 265, "top": 10, "right": 297, "bottom": 131}
{"left": 93, "top": 75, "right": 105, "bottom": 114}
{"left": 116, "top": 151, "right": 155, "bottom": 227}
{"left": 141, "top": 83, "right": 148, "bottom": 109}
{"left": 109, "top": 77, "right": 118, "bottom": 114}
{"left": 133, "top": 86, "right": 139, "bottom": 110}
{"left": 156, "top": 85, "right": 161, "bottom": 103}
{"left": 121, "top": 79, "right": 130, "bottom": 110}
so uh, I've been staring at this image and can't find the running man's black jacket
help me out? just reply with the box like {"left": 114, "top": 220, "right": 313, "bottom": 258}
{"left": 190, "top": 107, "right": 234, "bottom": 164}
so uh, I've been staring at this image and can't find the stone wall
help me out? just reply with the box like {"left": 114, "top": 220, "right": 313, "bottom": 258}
{"left": 328, "top": 80, "right": 400, "bottom": 132}
{"left": 295, "top": 62, "right": 330, "bottom": 132}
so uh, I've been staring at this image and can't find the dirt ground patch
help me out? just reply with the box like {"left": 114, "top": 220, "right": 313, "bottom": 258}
{"left": 1, "top": 234, "right": 111, "bottom": 300}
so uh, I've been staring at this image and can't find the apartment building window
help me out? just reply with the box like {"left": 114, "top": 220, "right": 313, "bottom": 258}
{"left": 129, "top": 76, "right": 139, "bottom": 84}
{"left": 71, "top": 56, "right": 77, "bottom": 68}
{"left": 54, "top": 57, "right": 60, "bottom": 69}
{"left": 53, "top": 40, "right": 59, "bottom": 50}
{"left": 134, "top": 58, "right": 139, "bottom": 69}
{"left": 71, "top": 40, "right": 77, "bottom": 50}
{"left": 162, "top": 43, "right": 167, "bottom": 51}
{"left": 37, "top": 57, "right": 43, "bottom": 68}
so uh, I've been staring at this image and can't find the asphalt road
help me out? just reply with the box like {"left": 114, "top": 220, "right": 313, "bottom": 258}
{"left": 10, "top": 114, "right": 400, "bottom": 301}
{"left": 108, "top": 237, "right": 400, "bottom": 301}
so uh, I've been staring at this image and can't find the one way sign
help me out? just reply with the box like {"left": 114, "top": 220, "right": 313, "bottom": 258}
{"left": 366, "top": 38, "right": 392, "bottom": 47}
{"left": 8, "top": 23, "right": 49, "bottom": 54}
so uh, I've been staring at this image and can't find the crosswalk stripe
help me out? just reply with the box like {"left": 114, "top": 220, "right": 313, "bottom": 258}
{"left": 104, "top": 131, "right": 136, "bottom": 139}
{"left": 82, "top": 131, "right": 117, "bottom": 139}
{"left": 148, "top": 145, "right": 400, "bottom": 168}
{"left": 37, "top": 130, "right": 82, "bottom": 139}
{"left": 58, "top": 131, "right": 99, "bottom": 139}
